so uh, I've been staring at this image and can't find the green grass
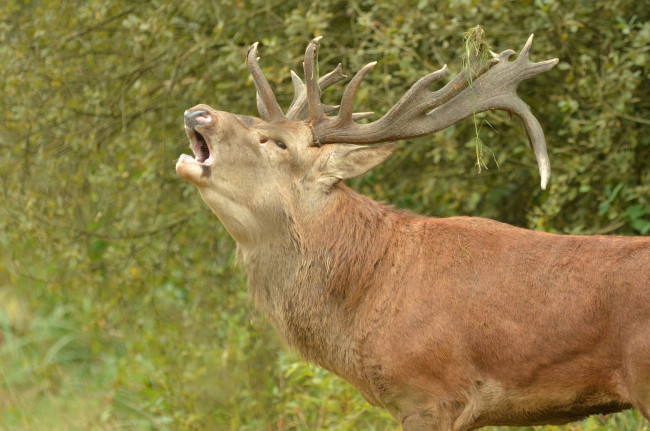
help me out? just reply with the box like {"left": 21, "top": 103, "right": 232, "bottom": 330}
{"left": 1, "top": 280, "right": 648, "bottom": 431}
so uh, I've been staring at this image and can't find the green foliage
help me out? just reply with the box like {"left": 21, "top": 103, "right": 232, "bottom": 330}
{"left": 0, "top": 0, "right": 648, "bottom": 429}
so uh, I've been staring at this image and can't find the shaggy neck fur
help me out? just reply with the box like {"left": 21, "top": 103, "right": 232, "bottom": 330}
{"left": 237, "top": 183, "right": 408, "bottom": 382}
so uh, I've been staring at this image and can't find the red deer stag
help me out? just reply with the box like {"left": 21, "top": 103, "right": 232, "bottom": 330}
{"left": 176, "top": 35, "right": 650, "bottom": 430}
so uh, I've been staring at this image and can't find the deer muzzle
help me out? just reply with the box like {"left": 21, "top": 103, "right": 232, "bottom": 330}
{"left": 184, "top": 109, "right": 213, "bottom": 129}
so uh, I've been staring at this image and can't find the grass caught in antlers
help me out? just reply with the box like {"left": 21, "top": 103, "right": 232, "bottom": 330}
{"left": 462, "top": 25, "right": 499, "bottom": 174}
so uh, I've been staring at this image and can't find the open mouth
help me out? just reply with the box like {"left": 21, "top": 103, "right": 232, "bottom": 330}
{"left": 184, "top": 128, "right": 214, "bottom": 166}
{"left": 184, "top": 109, "right": 215, "bottom": 166}
{"left": 191, "top": 130, "right": 211, "bottom": 163}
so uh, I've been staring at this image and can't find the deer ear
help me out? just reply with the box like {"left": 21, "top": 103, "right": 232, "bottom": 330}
{"left": 321, "top": 143, "right": 396, "bottom": 181}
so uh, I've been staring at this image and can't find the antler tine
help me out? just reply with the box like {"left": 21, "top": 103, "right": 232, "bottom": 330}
{"left": 283, "top": 70, "right": 309, "bottom": 120}
{"left": 303, "top": 37, "right": 327, "bottom": 125}
{"left": 247, "top": 42, "right": 286, "bottom": 122}
{"left": 256, "top": 92, "right": 270, "bottom": 121}
{"left": 319, "top": 64, "right": 347, "bottom": 90}
{"left": 386, "top": 64, "right": 450, "bottom": 118}
{"left": 352, "top": 111, "right": 374, "bottom": 120}
{"left": 312, "top": 34, "right": 558, "bottom": 189}
{"left": 286, "top": 64, "right": 347, "bottom": 120}
{"left": 335, "top": 61, "right": 377, "bottom": 127}
{"left": 516, "top": 34, "right": 559, "bottom": 77}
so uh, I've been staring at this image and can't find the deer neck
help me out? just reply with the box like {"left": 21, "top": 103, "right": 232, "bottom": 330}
{"left": 236, "top": 183, "right": 399, "bottom": 378}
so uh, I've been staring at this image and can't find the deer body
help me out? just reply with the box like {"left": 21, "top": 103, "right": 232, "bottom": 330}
{"left": 238, "top": 184, "right": 648, "bottom": 429}
{"left": 176, "top": 36, "right": 650, "bottom": 430}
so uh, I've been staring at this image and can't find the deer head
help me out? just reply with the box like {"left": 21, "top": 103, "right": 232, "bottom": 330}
{"left": 176, "top": 36, "right": 557, "bottom": 245}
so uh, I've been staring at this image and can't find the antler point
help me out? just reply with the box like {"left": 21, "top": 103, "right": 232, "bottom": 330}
{"left": 499, "top": 49, "right": 516, "bottom": 62}
{"left": 333, "top": 63, "right": 347, "bottom": 79}
{"left": 521, "top": 34, "right": 535, "bottom": 58}
{"left": 247, "top": 42, "right": 260, "bottom": 60}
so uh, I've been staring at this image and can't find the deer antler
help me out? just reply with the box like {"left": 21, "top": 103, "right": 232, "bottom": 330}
{"left": 249, "top": 38, "right": 356, "bottom": 122}
{"left": 285, "top": 64, "right": 347, "bottom": 120}
{"left": 248, "top": 34, "right": 558, "bottom": 189}
{"left": 247, "top": 42, "right": 286, "bottom": 122}
{"left": 308, "top": 35, "right": 557, "bottom": 189}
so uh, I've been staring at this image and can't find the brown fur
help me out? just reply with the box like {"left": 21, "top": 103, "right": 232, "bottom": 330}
{"left": 177, "top": 106, "right": 650, "bottom": 430}
{"left": 285, "top": 185, "right": 649, "bottom": 429}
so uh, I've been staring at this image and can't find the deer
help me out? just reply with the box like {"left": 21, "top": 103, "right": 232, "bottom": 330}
{"left": 175, "top": 33, "right": 650, "bottom": 430}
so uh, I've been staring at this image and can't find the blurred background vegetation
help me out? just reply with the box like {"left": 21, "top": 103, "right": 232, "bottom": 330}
{"left": 0, "top": 0, "right": 648, "bottom": 429}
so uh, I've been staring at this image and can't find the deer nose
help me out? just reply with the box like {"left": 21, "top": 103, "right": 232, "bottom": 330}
{"left": 184, "top": 110, "right": 213, "bottom": 129}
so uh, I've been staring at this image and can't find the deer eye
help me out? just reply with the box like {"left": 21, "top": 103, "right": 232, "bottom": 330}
{"left": 260, "top": 136, "right": 287, "bottom": 150}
